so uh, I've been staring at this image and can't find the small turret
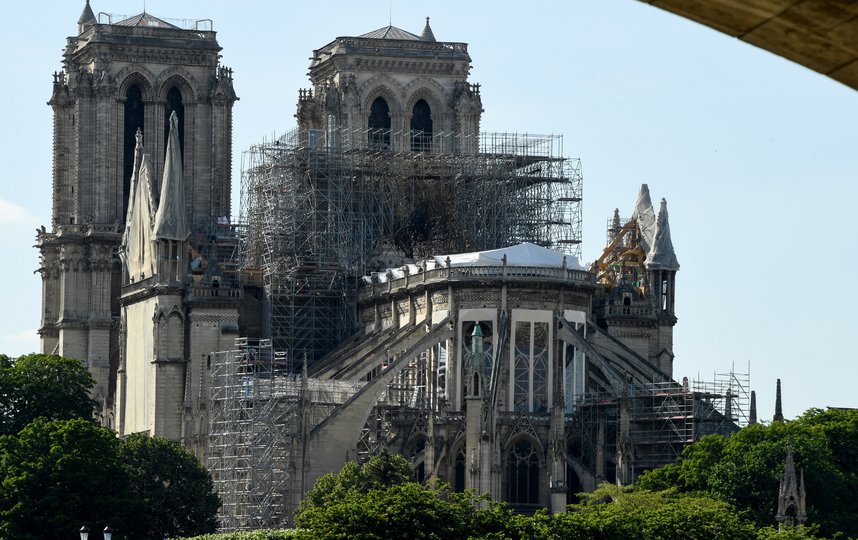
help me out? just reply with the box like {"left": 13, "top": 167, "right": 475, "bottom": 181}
{"left": 645, "top": 198, "right": 679, "bottom": 321}
{"left": 466, "top": 322, "right": 487, "bottom": 398}
{"left": 420, "top": 17, "right": 436, "bottom": 42}
{"left": 776, "top": 439, "right": 807, "bottom": 527}
{"left": 749, "top": 390, "right": 758, "bottom": 425}
{"left": 78, "top": 0, "right": 96, "bottom": 34}
{"left": 774, "top": 379, "right": 784, "bottom": 422}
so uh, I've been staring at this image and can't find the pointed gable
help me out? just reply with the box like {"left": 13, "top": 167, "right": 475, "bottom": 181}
{"left": 153, "top": 111, "right": 190, "bottom": 241}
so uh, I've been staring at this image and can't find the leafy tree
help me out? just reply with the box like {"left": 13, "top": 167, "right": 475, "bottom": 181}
{"left": 549, "top": 484, "right": 761, "bottom": 540}
{"left": 297, "top": 451, "right": 413, "bottom": 515}
{"left": 295, "top": 453, "right": 509, "bottom": 539}
{"left": 0, "top": 353, "right": 96, "bottom": 435}
{"left": 120, "top": 433, "right": 221, "bottom": 539}
{"left": 636, "top": 433, "right": 727, "bottom": 493}
{"left": 176, "top": 532, "right": 300, "bottom": 540}
{"left": 638, "top": 408, "right": 858, "bottom": 538}
{"left": 0, "top": 419, "right": 221, "bottom": 539}
{"left": 0, "top": 418, "right": 138, "bottom": 540}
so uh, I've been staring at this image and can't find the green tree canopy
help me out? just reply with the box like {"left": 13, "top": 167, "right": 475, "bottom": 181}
{"left": 0, "top": 353, "right": 96, "bottom": 435}
{"left": 0, "top": 418, "right": 220, "bottom": 539}
{"left": 290, "top": 469, "right": 818, "bottom": 540}
{"left": 637, "top": 408, "right": 858, "bottom": 538}
{"left": 120, "top": 433, "right": 220, "bottom": 539}
{"left": 0, "top": 417, "right": 137, "bottom": 540}
{"left": 295, "top": 452, "right": 510, "bottom": 539}
{"left": 548, "top": 485, "right": 761, "bottom": 540}
{"left": 298, "top": 451, "right": 413, "bottom": 514}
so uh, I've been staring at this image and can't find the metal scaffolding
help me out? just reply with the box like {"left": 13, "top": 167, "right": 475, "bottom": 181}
{"left": 693, "top": 365, "right": 752, "bottom": 430}
{"left": 207, "top": 338, "right": 364, "bottom": 530}
{"left": 628, "top": 381, "right": 694, "bottom": 469}
{"left": 570, "top": 371, "right": 749, "bottom": 477}
{"left": 239, "top": 128, "right": 582, "bottom": 368}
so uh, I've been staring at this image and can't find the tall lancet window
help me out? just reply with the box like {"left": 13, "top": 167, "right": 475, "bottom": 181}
{"left": 410, "top": 99, "right": 432, "bottom": 152}
{"left": 512, "top": 320, "right": 550, "bottom": 412}
{"left": 507, "top": 440, "right": 540, "bottom": 505}
{"left": 368, "top": 96, "right": 391, "bottom": 150}
{"left": 123, "top": 84, "right": 144, "bottom": 218}
{"left": 164, "top": 87, "right": 185, "bottom": 158}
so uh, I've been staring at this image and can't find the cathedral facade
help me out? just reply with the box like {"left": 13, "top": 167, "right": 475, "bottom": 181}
{"left": 37, "top": 2, "right": 237, "bottom": 445}
{"left": 39, "top": 4, "right": 737, "bottom": 529}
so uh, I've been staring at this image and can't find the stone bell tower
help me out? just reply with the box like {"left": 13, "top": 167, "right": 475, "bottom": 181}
{"left": 296, "top": 17, "right": 483, "bottom": 154}
{"left": 36, "top": 1, "right": 237, "bottom": 420}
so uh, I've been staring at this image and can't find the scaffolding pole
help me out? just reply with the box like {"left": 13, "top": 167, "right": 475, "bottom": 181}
{"left": 207, "top": 338, "right": 364, "bottom": 531}
{"left": 239, "top": 128, "right": 583, "bottom": 369}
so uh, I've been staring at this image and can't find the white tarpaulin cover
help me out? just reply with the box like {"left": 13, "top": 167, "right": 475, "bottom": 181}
{"left": 432, "top": 242, "right": 584, "bottom": 269}
{"left": 120, "top": 142, "right": 157, "bottom": 280}
{"left": 153, "top": 111, "right": 190, "bottom": 241}
{"left": 367, "top": 242, "right": 584, "bottom": 283}
{"left": 633, "top": 184, "right": 656, "bottom": 255}
{"left": 644, "top": 198, "right": 680, "bottom": 270}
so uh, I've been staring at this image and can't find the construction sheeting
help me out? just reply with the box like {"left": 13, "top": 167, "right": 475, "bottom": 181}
{"left": 120, "top": 154, "right": 157, "bottom": 280}
{"left": 153, "top": 112, "right": 190, "bottom": 241}
{"left": 369, "top": 242, "right": 584, "bottom": 282}
{"left": 434, "top": 242, "right": 584, "bottom": 269}
{"left": 633, "top": 184, "right": 656, "bottom": 254}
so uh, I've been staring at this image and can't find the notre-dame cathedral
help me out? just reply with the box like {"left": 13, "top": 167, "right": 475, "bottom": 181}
{"left": 38, "top": 3, "right": 738, "bottom": 529}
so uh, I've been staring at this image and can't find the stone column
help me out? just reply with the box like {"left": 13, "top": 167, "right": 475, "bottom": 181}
{"left": 465, "top": 396, "right": 482, "bottom": 492}
{"left": 87, "top": 242, "right": 114, "bottom": 408}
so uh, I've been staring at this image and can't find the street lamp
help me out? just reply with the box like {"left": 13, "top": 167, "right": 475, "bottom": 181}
{"left": 79, "top": 524, "right": 112, "bottom": 540}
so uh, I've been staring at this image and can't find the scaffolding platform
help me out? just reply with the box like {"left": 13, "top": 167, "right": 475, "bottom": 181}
{"left": 238, "top": 127, "right": 583, "bottom": 369}
{"left": 207, "top": 338, "right": 365, "bottom": 530}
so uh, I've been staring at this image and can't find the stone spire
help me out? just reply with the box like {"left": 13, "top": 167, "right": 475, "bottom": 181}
{"left": 78, "top": 0, "right": 96, "bottom": 34}
{"left": 420, "top": 17, "right": 436, "bottom": 42}
{"left": 119, "top": 129, "right": 157, "bottom": 281}
{"left": 749, "top": 390, "right": 758, "bottom": 425}
{"left": 774, "top": 378, "right": 784, "bottom": 422}
{"left": 645, "top": 198, "right": 680, "bottom": 271}
{"left": 724, "top": 383, "right": 733, "bottom": 422}
{"left": 776, "top": 439, "right": 807, "bottom": 527}
{"left": 153, "top": 111, "right": 190, "bottom": 242}
{"left": 466, "top": 323, "right": 488, "bottom": 397}
{"left": 632, "top": 184, "right": 656, "bottom": 253}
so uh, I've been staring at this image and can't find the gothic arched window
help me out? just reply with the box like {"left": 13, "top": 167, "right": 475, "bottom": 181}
{"left": 123, "top": 84, "right": 144, "bottom": 218}
{"left": 453, "top": 446, "right": 466, "bottom": 492}
{"left": 410, "top": 99, "right": 432, "bottom": 152}
{"left": 164, "top": 86, "right": 185, "bottom": 158}
{"left": 507, "top": 439, "right": 540, "bottom": 505}
{"left": 512, "top": 321, "right": 549, "bottom": 412}
{"left": 368, "top": 96, "right": 391, "bottom": 150}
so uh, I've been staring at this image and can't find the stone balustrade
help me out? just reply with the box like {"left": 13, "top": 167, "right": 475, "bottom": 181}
{"left": 359, "top": 264, "right": 595, "bottom": 301}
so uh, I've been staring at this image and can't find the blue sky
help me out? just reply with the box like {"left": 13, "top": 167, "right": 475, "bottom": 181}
{"left": 1, "top": 1, "right": 855, "bottom": 421}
